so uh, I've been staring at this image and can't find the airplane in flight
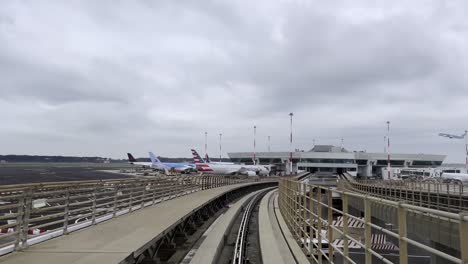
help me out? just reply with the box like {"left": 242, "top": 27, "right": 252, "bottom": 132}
{"left": 438, "top": 131, "right": 467, "bottom": 139}
{"left": 191, "top": 149, "right": 257, "bottom": 176}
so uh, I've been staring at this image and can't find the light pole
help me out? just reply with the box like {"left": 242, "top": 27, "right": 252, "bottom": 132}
{"left": 386, "top": 121, "right": 391, "bottom": 180}
{"left": 384, "top": 136, "right": 387, "bottom": 153}
{"left": 289, "top": 112, "right": 294, "bottom": 175}
{"left": 268, "top": 135, "right": 271, "bottom": 152}
{"left": 465, "top": 130, "right": 468, "bottom": 171}
{"left": 219, "top": 133, "right": 222, "bottom": 162}
{"left": 253, "top": 126, "right": 257, "bottom": 165}
{"left": 204, "top": 132, "right": 208, "bottom": 159}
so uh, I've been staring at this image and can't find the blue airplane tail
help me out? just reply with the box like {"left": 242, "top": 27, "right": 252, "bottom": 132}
{"left": 149, "top": 152, "right": 162, "bottom": 164}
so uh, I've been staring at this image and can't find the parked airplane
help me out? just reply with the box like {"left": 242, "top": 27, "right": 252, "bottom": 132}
{"left": 438, "top": 131, "right": 467, "bottom": 139}
{"left": 440, "top": 172, "right": 468, "bottom": 182}
{"left": 204, "top": 153, "right": 270, "bottom": 176}
{"left": 127, "top": 153, "right": 153, "bottom": 168}
{"left": 191, "top": 149, "right": 256, "bottom": 176}
{"left": 204, "top": 154, "right": 234, "bottom": 165}
{"left": 148, "top": 152, "right": 194, "bottom": 174}
{"left": 127, "top": 152, "right": 194, "bottom": 174}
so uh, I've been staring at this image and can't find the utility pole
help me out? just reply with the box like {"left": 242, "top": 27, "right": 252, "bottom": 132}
{"left": 204, "top": 132, "right": 208, "bottom": 158}
{"left": 386, "top": 121, "right": 391, "bottom": 180}
{"left": 465, "top": 130, "right": 468, "bottom": 171}
{"left": 268, "top": 135, "right": 271, "bottom": 152}
{"left": 219, "top": 133, "right": 222, "bottom": 162}
{"left": 289, "top": 113, "right": 294, "bottom": 175}
{"left": 253, "top": 126, "right": 257, "bottom": 165}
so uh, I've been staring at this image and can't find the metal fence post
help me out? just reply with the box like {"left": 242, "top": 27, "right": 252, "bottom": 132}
{"left": 19, "top": 189, "right": 33, "bottom": 250}
{"left": 129, "top": 183, "right": 134, "bottom": 213}
{"left": 308, "top": 185, "right": 314, "bottom": 257}
{"left": 14, "top": 193, "right": 25, "bottom": 251}
{"left": 317, "top": 189, "right": 323, "bottom": 264}
{"left": 302, "top": 182, "right": 307, "bottom": 246}
{"left": 398, "top": 202, "right": 408, "bottom": 264}
{"left": 63, "top": 187, "right": 70, "bottom": 235}
{"left": 459, "top": 212, "right": 468, "bottom": 263}
{"left": 343, "top": 192, "right": 349, "bottom": 264}
{"left": 364, "top": 197, "right": 372, "bottom": 264}
{"left": 141, "top": 182, "right": 147, "bottom": 209}
{"left": 113, "top": 185, "right": 119, "bottom": 217}
{"left": 293, "top": 181, "right": 299, "bottom": 238}
{"left": 327, "top": 189, "right": 334, "bottom": 262}
{"left": 91, "top": 184, "right": 98, "bottom": 225}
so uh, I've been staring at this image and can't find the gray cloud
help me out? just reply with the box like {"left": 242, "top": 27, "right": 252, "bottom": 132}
{"left": 0, "top": 0, "right": 467, "bottom": 162}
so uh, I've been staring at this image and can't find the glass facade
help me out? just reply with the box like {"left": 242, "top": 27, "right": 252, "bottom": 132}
{"left": 302, "top": 159, "right": 355, "bottom": 164}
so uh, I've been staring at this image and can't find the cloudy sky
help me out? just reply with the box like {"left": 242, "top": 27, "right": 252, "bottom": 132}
{"left": 1, "top": 1, "right": 467, "bottom": 162}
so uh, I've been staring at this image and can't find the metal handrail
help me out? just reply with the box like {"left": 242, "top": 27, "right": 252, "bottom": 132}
{"left": 342, "top": 178, "right": 468, "bottom": 213}
{"left": 0, "top": 175, "right": 261, "bottom": 254}
{"left": 278, "top": 178, "right": 468, "bottom": 264}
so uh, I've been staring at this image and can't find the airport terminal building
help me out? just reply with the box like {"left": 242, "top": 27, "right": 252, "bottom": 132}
{"left": 228, "top": 145, "right": 446, "bottom": 177}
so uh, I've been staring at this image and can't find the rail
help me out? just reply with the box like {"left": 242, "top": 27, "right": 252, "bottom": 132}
{"left": 232, "top": 187, "right": 272, "bottom": 264}
{"left": 0, "top": 175, "right": 261, "bottom": 254}
{"left": 342, "top": 178, "right": 468, "bottom": 213}
{"left": 278, "top": 178, "right": 468, "bottom": 264}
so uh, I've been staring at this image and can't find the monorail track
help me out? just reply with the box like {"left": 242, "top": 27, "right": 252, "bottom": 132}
{"left": 224, "top": 188, "right": 273, "bottom": 264}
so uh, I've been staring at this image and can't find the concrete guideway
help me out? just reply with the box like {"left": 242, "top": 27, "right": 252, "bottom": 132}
{"left": 259, "top": 189, "right": 309, "bottom": 264}
{"left": 0, "top": 182, "right": 271, "bottom": 264}
{"left": 188, "top": 189, "right": 265, "bottom": 264}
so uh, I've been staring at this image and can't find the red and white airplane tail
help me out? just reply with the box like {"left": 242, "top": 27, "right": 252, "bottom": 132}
{"left": 191, "top": 149, "right": 213, "bottom": 172}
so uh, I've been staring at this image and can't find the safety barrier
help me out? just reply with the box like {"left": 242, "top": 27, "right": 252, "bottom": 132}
{"left": 0, "top": 175, "right": 260, "bottom": 253}
{"left": 278, "top": 178, "right": 468, "bottom": 264}
{"left": 343, "top": 179, "right": 468, "bottom": 213}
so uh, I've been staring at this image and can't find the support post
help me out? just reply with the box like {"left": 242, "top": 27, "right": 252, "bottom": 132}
{"left": 364, "top": 197, "right": 372, "bottom": 264}
{"left": 317, "top": 189, "right": 323, "bottom": 264}
{"left": 343, "top": 193, "right": 349, "bottom": 264}
{"left": 398, "top": 202, "right": 408, "bottom": 264}
{"left": 63, "top": 187, "right": 70, "bottom": 235}
{"left": 327, "top": 189, "right": 334, "bottom": 263}
{"left": 308, "top": 186, "right": 314, "bottom": 257}
{"left": 460, "top": 212, "right": 468, "bottom": 263}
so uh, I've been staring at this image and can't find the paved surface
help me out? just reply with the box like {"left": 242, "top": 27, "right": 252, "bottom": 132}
{"left": 266, "top": 190, "right": 310, "bottom": 264}
{"left": 259, "top": 189, "right": 310, "bottom": 264}
{"left": 189, "top": 190, "right": 261, "bottom": 264}
{"left": 0, "top": 183, "right": 261, "bottom": 264}
{"left": 0, "top": 164, "right": 132, "bottom": 184}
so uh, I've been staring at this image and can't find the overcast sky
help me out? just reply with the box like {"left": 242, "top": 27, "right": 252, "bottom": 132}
{"left": 1, "top": 1, "right": 467, "bottom": 162}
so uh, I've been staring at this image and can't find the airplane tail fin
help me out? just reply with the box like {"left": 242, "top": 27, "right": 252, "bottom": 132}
{"left": 127, "top": 153, "right": 137, "bottom": 163}
{"left": 191, "top": 149, "right": 205, "bottom": 164}
{"left": 191, "top": 149, "right": 213, "bottom": 172}
{"left": 205, "top": 154, "right": 211, "bottom": 163}
{"left": 149, "top": 152, "right": 162, "bottom": 164}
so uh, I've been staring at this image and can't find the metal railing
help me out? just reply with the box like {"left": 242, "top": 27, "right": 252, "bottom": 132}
{"left": 343, "top": 178, "right": 468, "bottom": 213}
{"left": 0, "top": 175, "right": 259, "bottom": 254}
{"left": 278, "top": 178, "right": 468, "bottom": 264}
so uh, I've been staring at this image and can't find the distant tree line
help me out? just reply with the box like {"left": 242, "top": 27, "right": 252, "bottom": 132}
{"left": 0, "top": 155, "right": 232, "bottom": 163}
{"left": 0, "top": 155, "right": 116, "bottom": 163}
